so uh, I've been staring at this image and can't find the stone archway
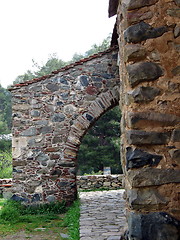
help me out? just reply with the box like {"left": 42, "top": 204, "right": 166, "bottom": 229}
{"left": 9, "top": 47, "right": 120, "bottom": 204}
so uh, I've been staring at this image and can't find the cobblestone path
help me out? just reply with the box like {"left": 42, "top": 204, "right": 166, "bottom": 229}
{"left": 79, "top": 189, "right": 126, "bottom": 240}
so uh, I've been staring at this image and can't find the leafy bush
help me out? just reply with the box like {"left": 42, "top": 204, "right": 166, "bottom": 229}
{"left": 0, "top": 139, "right": 11, "bottom": 152}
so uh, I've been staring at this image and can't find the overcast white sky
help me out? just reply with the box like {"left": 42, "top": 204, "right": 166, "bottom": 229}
{"left": 0, "top": 0, "right": 115, "bottom": 88}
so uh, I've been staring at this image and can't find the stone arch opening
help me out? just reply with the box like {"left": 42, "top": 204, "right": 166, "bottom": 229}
{"left": 77, "top": 105, "right": 122, "bottom": 176}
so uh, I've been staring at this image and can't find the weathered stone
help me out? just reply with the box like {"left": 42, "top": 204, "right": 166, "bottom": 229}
{"left": 174, "top": 25, "right": 180, "bottom": 38}
{"left": 52, "top": 113, "right": 65, "bottom": 122}
{"left": 128, "top": 112, "right": 180, "bottom": 128}
{"left": 57, "top": 181, "right": 69, "bottom": 188}
{"left": 172, "top": 66, "right": 180, "bottom": 76}
{"left": 33, "top": 120, "right": 49, "bottom": 126}
{"left": 128, "top": 168, "right": 180, "bottom": 187}
{"left": 167, "top": 8, "right": 180, "bottom": 18}
{"left": 83, "top": 113, "right": 94, "bottom": 122}
{"left": 126, "top": 147, "right": 162, "bottom": 169}
{"left": 128, "top": 212, "right": 180, "bottom": 240}
{"left": 20, "top": 127, "right": 38, "bottom": 136}
{"left": 64, "top": 104, "right": 77, "bottom": 114}
{"left": 127, "top": 11, "right": 153, "bottom": 24}
{"left": 127, "top": 62, "right": 163, "bottom": 87}
{"left": 169, "top": 149, "right": 180, "bottom": 164}
{"left": 52, "top": 136, "right": 62, "bottom": 144}
{"left": 11, "top": 194, "right": 29, "bottom": 203}
{"left": 39, "top": 126, "right": 52, "bottom": 134}
{"left": 124, "top": 0, "right": 158, "bottom": 10}
{"left": 30, "top": 110, "right": 40, "bottom": 117}
{"left": 124, "top": 22, "right": 167, "bottom": 43}
{"left": 46, "top": 83, "right": 59, "bottom": 92}
{"left": 36, "top": 152, "right": 49, "bottom": 165}
{"left": 124, "top": 44, "right": 146, "bottom": 62}
{"left": 86, "top": 86, "right": 98, "bottom": 95}
{"left": 126, "top": 130, "right": 171, "bottom": 145}
{"left": 60, "top": 92, "right": 69, "bottom": 100}
{"left": 171, "top": 129, "right": 180, "bottom": 142}
{"left": 128, "top": 86, "right": 160, "bottom": 103}
{"left": 79, "top": 75, "right": 89, "bottom": 86}
{"left": 46, "top": 195, "right": 55, "bottom": 202}
{"left": 174, "top": 0, "right": 180, "bottom": 7}
{"left": 32, "top": 193, "right": 41, "bottom": 202}
{"left": 127, "top": 188, "right": 168, "bottom": 208}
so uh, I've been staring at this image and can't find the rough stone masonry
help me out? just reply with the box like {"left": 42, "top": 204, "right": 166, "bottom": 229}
{"left": 9, "top": 47, "right": 119, "bottom": 204}
{"left": 9, "top": 0, "right": 180, "bottom": 239}
{"left": 117, "top": 0, "right": 180, "bottom": 239}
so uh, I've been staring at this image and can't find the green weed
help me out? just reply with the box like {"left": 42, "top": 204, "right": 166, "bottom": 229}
{"left": 62, "top": 200, "right": 80, "bottom": 240}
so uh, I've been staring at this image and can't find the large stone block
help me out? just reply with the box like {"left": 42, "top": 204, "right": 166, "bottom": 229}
{"left": 128, "top": 168, "right": 180, "bottom": 187}
{"left": 174, "top": 0, "right": 180, "bottom": 7}
{"left": 46, "top": 83, "right": 59, "bottom": 92}
{"left": 126, "top": 147, "right": 162, "bottom": 169}
{"left": 127, "top": 62, "right": 163, "bottom": 87}
{"left": 169, "top": 149, "right": 180, "bottom": 164}
{"left": 128, "top": 112, "right": 180, "bottom": 128}
{"left": 126, "top": 130, "right": 171, "bottom": 145}
{"left": 127, "top": 188, "right": 168, "bottom": 209}
{"left": 124, "top": 44, "right": 146, "bottom": 62}
{"left": 20, "top": 127, "right": 38, "bottom": 136}
{"left": 171, "top": 129, "right": 180, "bottom": 142}
{"left": 128, "top": 86, "right": 160, "bottom": 103}
{"left": 124, "top": 22, "right": 167, "bottom": 43}
{"left": 124, "top": 0, "right": 158, "bottom": 10}
{"left": 128, "top": 212, "right": 180, "bottom": 240}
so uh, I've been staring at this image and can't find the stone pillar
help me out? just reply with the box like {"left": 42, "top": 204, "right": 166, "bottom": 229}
{"left": 117, "top": 0, "right": 180, "bottom": 239}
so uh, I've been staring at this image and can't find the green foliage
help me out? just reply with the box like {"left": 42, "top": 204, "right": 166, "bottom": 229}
{"left": 0, "top": 151, "right": 12, "bottom": 178}
{"left": 62, "top": 200, "right": 80, "bottom": 240}
{"left": 0, "top": 139, "right": 12, "bottom": 152}
{"left": 71, "top": 35, "right": 111, "bottom": 62}
{"left": 0, "top": 84, "right": 12, "bottom": 132}
{"left": 77, "top": 106, "right": 122, "bottom": 175}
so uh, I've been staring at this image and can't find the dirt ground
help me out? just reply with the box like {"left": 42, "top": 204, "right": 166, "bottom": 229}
{"left": 0, "top": 229, "right": 69, "bottom": 240}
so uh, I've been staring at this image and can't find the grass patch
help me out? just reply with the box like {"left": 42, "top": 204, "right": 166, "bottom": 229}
{"left": 62, "top": 200, "right": 80, "bottom": 240}
{"left": 0, "top": 199, "right": 69, "bottom": 238}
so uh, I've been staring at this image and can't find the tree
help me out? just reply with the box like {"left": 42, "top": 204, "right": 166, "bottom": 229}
{"left": 0, "top": 84, "right": 12, "bottom": 133}
{"left": 77, "top": 106, "right": 122, "bottom": 175}
{"left": 71, "top": 35, "right": 111, "bottom": 62}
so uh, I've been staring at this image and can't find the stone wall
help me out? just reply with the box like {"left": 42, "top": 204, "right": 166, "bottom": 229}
{"left": 77, "top": 174, "right": 123, "bottom": 190}
{"left": 9, "top": 47, "right": 119, "bottom": 204}
{"left": 117, "top": 0, "right": 180, "bottom": 239}
{"left": 0, "top": 178, "right": 12, "bottom": 197}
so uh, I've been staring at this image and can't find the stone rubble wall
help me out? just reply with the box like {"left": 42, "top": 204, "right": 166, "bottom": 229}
{"left": 0, "top": 178, "right": 12, "bottom": 196}
{"left": 0, "top": 175, "right": 124, "bottom": 195}
{"left": 9, "top": 48, "right": 119, "bottom": 204}
{"left": 117, "top": 0, "right": 180, "bottom": 239}
{"left": 77, "top": 174, "right": 123, "bottom": 190}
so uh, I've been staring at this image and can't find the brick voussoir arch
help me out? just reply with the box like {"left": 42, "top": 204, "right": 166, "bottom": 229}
{"left": 63, "top": 86, "right": 120, "bottom": 163}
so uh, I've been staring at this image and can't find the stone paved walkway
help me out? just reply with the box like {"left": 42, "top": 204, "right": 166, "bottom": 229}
{"left": 79, "top": 189, "right": 126, "bottom": 240}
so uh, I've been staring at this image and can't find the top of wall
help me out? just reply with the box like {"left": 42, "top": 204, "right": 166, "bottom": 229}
{"left": 9, "top": 46, "right": 118, "bottom": 91}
